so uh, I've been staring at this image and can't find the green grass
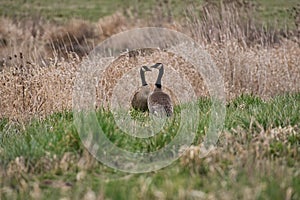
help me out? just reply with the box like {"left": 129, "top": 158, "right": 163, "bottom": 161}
{"left": 0, "top": 0, "right": 126, "bottom": 22}
{"left": 0, "top": 0, "right": 298, "bottom": 29}
{"left": 0, "top": 93, "right": 300, "bottom": 199}
{"left": 258, "top": 0, "right": 298, "bottom": 28}
{"left": 0, "top": 0, "right": 187, "bottom": 22}
{"left": 226, "top": 93, "right": 300, "bottom": 130}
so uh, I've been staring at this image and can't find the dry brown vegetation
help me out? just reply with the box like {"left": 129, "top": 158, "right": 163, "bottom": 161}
{"left": 180, "top": 124, "right": 300, "bottom": 199}
{"left": 0, "top": 1, "right": 299, "bottom": 121}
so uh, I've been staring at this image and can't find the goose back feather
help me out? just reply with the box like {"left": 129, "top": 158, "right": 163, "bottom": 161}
{"left": 147, "top": 63, "right": 173, "bottom": 117}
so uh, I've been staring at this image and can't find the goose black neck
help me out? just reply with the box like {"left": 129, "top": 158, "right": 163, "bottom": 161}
{"left": 140, "top": 68, "right": 148, "bottom": 86}
{"left": 155, "top": 65, "right": 164, "bottom": 87}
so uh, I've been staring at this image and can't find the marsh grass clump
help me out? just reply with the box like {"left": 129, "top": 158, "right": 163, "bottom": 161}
{"left": 185, "top": 0, "right": 298, "bottom": 47}
{"left": 45, "top": 19, "right": 98, "bottom": 59}
{"left": 0, "top": 51, "right": 80, "bottom": 120}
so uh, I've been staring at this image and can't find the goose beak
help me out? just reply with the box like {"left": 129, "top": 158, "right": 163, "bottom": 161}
{"left": 150, "top": 63, "right": 163, "bottom": 69}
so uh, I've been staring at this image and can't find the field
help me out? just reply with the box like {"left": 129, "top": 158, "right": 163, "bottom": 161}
{"left": 0, "top": 0, "right": 300, "bottom": 199}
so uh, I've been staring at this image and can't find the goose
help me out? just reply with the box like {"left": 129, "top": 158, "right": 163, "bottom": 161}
{"left": 131, "top": 65, "right": 152, "bottom": 111}
{"left": 147, "top": 63, "right": 173, "bottom": 117}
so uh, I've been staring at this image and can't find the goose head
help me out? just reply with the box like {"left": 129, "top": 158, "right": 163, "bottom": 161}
{"left": 150, "top": 63, "right": 163, "bottom": 70}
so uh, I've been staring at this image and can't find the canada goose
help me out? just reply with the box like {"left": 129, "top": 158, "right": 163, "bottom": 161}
{"left": 131, "top": 66, "right": 152, "bottom": 111}
{"left": 147, "top": 63, "right": 173, "bottom": 117}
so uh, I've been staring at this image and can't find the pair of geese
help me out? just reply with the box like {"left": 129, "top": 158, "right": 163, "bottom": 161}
{"left": 131, "top": 63, "right": 173, "bottom": 117}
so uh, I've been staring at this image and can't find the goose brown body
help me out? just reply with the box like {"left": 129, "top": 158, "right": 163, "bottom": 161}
{"left": 131, "top": 85, "right": 151, "bottom": 111}
{"left": 147, "top": 63, "right": 173, "bottom": 117}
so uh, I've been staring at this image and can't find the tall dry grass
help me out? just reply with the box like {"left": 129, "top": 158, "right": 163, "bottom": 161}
{"left": 0, "top": 53, "right": 79, "bottom": 121}
{"left": 0, "top": 1, "right": 299, "bottom": 120}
